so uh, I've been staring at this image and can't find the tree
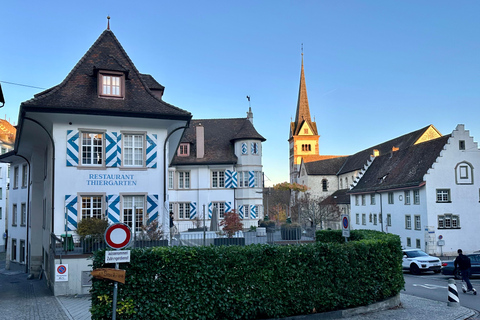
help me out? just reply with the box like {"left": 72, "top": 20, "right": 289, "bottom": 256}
{"left": 220, "top": 210, "right": 244, "bottom": 238}
{"left": 297, "top": 193, "right": 341, "bottom": 230}
{"left": 273, "top": 182, "right": 308, "bottom": 222}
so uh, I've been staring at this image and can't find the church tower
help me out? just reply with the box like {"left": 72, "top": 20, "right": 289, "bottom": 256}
{"left": 288, "top": 53, "right": 319, "bottom": 183}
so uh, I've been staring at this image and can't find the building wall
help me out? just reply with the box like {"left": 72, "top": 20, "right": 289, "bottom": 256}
{"left": 0, "top": 162, "right": 8, "bottom": 253}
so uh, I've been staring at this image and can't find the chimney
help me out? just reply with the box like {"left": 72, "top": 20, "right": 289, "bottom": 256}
{"left": 247, "top": 107, "right": 253, "bottom": 124}
{"left": 196, "top": 123, "right": 204, "bottom": 159}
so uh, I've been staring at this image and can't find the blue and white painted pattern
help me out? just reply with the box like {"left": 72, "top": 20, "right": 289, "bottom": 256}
{"left": 225, "top": 170, "right": 238, "bottom": 188}
{"left": 147, "top": 195, "right": 159, "bottom": 223}
{"left": 238, "top": 205, "right": 244, "bottom": 219}
{"left": 189, "top": 202, "right": 197, "bottom": 219}
{"left": 146, "top": 134, "right": 157, "bottom": 168}
{"left": 225, "top": 201, "right": 232, "bottom": 213}
{"left": 250, "top": 205, "right": 257, "bottom": 219}
{"left": 241, "top": 142, "right": 248, "bottom": 154}
{"left": 65, "top": 195, "right": 78, "bottom": 231}
{"left": 105, "top": 132, "right": 121, "bottom": 167}
{"left": 66, "top": 130, "right": 79, "bottom": 167}
{"left": 208, "top": 203, "right": 213, "bottom": 219}
{"left": 249, "top": 171, "right": 255, "bottom": 188}
{"left": 251, "top": 142, "right": 259, "bottom": 155}
{"left": 107, "top": 195, "right": 120, "bottom": 224}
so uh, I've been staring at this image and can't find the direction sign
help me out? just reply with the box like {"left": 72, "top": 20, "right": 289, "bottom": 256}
{"left": 341, "top": 214, "right": 350, "bottom": 238}
{"left": 91, "top": 268, "right": 126, "bottom": 284}
{"left": 105, "top": 223, "right": 132, "bottom": 250}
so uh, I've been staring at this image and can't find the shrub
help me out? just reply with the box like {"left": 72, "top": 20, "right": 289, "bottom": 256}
{"left": 76, "top": 218, "right": 109, "bottom": 240}
{"left": 219, "top": 210, "right": 243, "bottom": 238}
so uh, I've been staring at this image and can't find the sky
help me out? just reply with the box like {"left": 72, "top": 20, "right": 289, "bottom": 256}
{"left": 1, "top": 1, "right": 479, "bottom": 187}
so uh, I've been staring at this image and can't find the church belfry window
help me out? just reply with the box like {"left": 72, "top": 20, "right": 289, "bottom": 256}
{"left": 322, "top": 179, "right": 328, "bottom": 191}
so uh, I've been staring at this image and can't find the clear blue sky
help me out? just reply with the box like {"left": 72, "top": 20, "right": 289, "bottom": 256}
{"left": 1, "top": 1, "right": 479, "bottom": 187}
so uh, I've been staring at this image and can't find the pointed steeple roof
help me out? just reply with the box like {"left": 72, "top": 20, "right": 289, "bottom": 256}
{"left": 21, "top": 29, "right": 191, "bottom": 120}
{"left": 291, "top": 54, "right": 318, "bottom": 136}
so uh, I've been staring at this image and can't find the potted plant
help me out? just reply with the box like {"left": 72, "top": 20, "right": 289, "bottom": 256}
{"left": 76, "top": 218, "right": 109, "bottom": 253}
{"left": 215, "top": 210, "right": 245, "bottom": 246}
{"left": 136, "top": 219, "right": 167, "bottom": 248}
{"left": 259, "top": 220, "right": 276, "bottom": 233}
{"left": 280, "top": 222, "right": 302, "bottom": 240}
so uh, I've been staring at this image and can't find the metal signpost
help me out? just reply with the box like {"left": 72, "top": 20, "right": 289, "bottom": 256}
{"left": 341, "top": 214, "right": 350, "bottom": 242}
{"left": 99, "top": 223, "right": 132, "bottom": 320}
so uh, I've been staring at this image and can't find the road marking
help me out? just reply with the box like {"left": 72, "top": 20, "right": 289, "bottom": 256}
{"left": 412, "top": 284, "right": 447, "bottom": 289}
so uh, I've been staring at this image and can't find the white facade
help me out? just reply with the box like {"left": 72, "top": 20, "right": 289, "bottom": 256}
{"left": 351, "top": 125, "right": 480, "bottom": 256}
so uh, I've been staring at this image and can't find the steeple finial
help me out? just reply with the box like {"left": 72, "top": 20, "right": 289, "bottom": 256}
{"left": 301, "top": 43, "right": 303, "bottom": 56}
{"left": 107, "top": 16, "right": 110, "bottom": 30}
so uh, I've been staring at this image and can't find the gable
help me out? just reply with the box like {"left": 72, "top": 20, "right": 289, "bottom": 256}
{"left": 298, "top": 121, "right": 314, "bottom": 136}
{"left": 414, "top": 125, "right": 442, "bottom": 145}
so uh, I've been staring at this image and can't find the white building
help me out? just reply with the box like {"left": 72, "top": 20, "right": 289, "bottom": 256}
{"left": 349, "top": 125, "right": 480, "bottom": 256}
{"left": 169, "top": 112, "right": 266, "bottom": 231}
{"left": 0, "top": 27, "right": 191, "bottom": 295}
{"left": 0, "top": 120, "right": 15, "bottom": 254}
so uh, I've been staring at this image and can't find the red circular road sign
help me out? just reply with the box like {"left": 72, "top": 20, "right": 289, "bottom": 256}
{"left": 57, "top": 265, "right": 67, "bottom": 274}
{"left": 105, "top": 223, "right": 132, "bottom": 249}
{"left": 342, "top": 216, "right": 349, "bottom": 229}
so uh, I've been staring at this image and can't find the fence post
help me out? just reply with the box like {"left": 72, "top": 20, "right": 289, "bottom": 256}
{"left": 447, "top": 278, "right": 459, "bottom": 307}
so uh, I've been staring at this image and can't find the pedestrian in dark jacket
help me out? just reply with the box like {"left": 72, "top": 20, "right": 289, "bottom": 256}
{"left": 454, "top": 249, "right": 474, "bottom": 291}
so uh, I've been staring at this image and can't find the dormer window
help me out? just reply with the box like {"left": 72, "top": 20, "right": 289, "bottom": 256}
{"left": 98, "top": 71, "right": 124, "bottom": 98}
{"left": 178, "top": 143, "right": 189, "bottom": 157}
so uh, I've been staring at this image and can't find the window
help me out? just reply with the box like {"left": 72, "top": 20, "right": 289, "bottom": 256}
{"left": 99, "top": 72, "right": 123, "bottom": 97}
{"left": 0, "top": 187, "right": 2, "bottom": 200}
{"left": 370, "top": 194, "right": 375, "bottom": 205}
{"left": 168, "top": 171, "right": 174, "bottom": 189}
{"left": 21, "top": 203, "right": 26, "bottom": 226}
{"left": 406, "top": 237, "right": 411, "bottom": 247}
{"left": 436, "top": 189, "right": 451, "bottom": 203}
{"left": 387, "top": 214, "right": 392, "bottom": 226}
{"left": 413, "top": 190, "right": 420, "bottom": 205}
{"left": 340, "top": 179, "right": 343, "bottom": 189}
{"left": 251, "top": 142, "right": 260, "bottom": 155}
{"left": 13, "top": 166, "right": 19, "bottom": 188}
{"left": 178, "top": 203, "right": 190, "bottom": 220}
{"left": 438, "top": 214, "right": 460, "bottom": 229}
{"left": 12, "top": 204, "right": 17, "bottom": 226}
{"left": 404, "top": 191, "right": 410, "bottom": 205}
{"left": 304, "top": 129, "right": 308, "bottom": 134}
{"left": 178, "top": 171, "right": 190, "bottom": 189}
{"left": 362, "top": 213, "right": 366, "bottom": 225}
{"left": 361, "top": 195, "right": 366, "bottom": 206}
{"left": 356, "top": 213, "right": 359, "bottom": 224}
{"left": 122, "top": 195, "right": 145, "bottom": 232}
{"left": 212, "top": 170, "right": 225, "bottom": 188}
{"left": 355, "top": 195, "right": 359, "bottom": 206}
{"left": 244, "top": 205, "right": 250, "bottom": 219}
{"left": 459, "top": 140, "right": 465, "bottom": 150}
{"left": 1, "top": 147, "right": 5, "bottom": 154}
{"left": 416, "top": 239, "right": 421, "bottom": 249}
{"left": 459, "top": 166, "right": 468, "bottom": 179}
{"left": 405, "top": 215, "right": 411, "bottom": 229}
{"left": 388, "top": 192, "right": 394, "bottom": 204}
{"left": 456, "top": 162, "right": 473, "bottom": 184}
{"left": 81, "top": 196, "right": 104, "bottom": 220}
{"left": 254, "top": 171, "right": 262, "bottom": 188}
{"left": 20, "top": 240, "right": 25, "bottom": 263}
{"left": 238, "top": 171, "right": 249, "bottom": 188}
{"left": 322, "top": 179, "right": 328, "bottom": 192}
{"left": 123, "top": 134, "right": 144, "bottom": 166}
{"left": 178, "top": 143, "right": 189, "bottom": 156}
{"left": 373, "top": 214, "right": 377, "bottom": 225}
{"left": 0, "top": 207, "right": 2, "bottom": 219}
{"left": 213, "top": 202, "right": 226, "bottom": 219}
{"left": 81, "top": 132, "right": 103, "bottom": 166}
{"left": 12, "top": 239, "right": 17, "bottom": 261}
{"left": 22, "top": 164, "right": 28, "bottom": 188}
{"left": 414, "top": 215, "right": 421, "bottom": 230}
{"left": 369, "top": 213, "right": 372, "bottom": 223}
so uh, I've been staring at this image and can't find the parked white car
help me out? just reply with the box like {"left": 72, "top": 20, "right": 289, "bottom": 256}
{"left": 402, "top": 249, "right": 441, "bottom": 275}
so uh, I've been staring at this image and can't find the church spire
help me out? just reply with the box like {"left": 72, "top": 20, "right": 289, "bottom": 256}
{"left": 293, "top": 51, "right": 315, "bottom": 135}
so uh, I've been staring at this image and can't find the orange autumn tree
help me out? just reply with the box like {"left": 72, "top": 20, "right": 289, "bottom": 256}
{"left": 220, "top": 210, "right": 244, "bottom": 238}
{"left": 273, "top": 182, "right": 308, "bottom": 222}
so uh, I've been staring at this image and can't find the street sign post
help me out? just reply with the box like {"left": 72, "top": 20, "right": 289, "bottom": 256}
{"left": 91, "top": 268, "right": 126, "bottom": 284}
{"left": 342, "top": 214, "right": 350, "bottom": 241}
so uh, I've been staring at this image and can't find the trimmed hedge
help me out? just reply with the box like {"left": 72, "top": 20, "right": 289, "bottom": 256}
{"left": 90, "top": 230, "right": 403, "bottom": 320}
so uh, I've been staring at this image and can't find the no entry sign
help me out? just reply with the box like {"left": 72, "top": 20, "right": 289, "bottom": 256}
{"left": 105, "top": 223, "right": 132, "bottom": 249}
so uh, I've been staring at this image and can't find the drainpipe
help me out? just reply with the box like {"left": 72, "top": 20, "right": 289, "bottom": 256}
{"left": 15, "top": 154, "right": 30, "bottom": 274}
{"left": 376, "top": 191, "right": 384, "bottom": 233}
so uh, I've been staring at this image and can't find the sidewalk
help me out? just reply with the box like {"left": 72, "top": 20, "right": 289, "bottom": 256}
{"left": 0, "top": 251, "right": 477, "bottom": 320}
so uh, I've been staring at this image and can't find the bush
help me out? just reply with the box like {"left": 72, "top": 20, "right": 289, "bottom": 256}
{"left": 90, "top": 231, "right": 403, "bottom": 319}
{"left": 76, "top": 218, "right": 109, "bottom": 240}
{"left": 259, "top": 220, "right": 275, "bottom": 232}
{"left": 280, "top": 223, "right": 302, "bottom": 240}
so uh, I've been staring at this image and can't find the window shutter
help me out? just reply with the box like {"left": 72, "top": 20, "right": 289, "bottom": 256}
{"left": 242, "top": 142, "right": 247, "bottom": 155}
{"left": 147, "top": 194, "right": 159, "bottom": 224}
{"left": 189, "top": 202, "right": 197, "bottom": 219}
{"left": 146, "top": 134, "right": 157, "bottom": 168}
{"left": 250, "top": 205, "right": 257, "bottom": 219}
{"left": 238, "top": 205, "right": 244, "bottom": 219}
{"left": 249, "top": 171, "right": 255, "bottom": 188}
{"left": 65, "top": 195, "right": 78, "bottom": 231}
{"left": 225, "top": 170, "right": 238, "bottom": 188}
{"left": 225, "top": 201, "right": 232, "bottom": 213}
{"left": 208, "top": 202, "right": 212, "bottom": 219}
{"left": 106, "top": 132, "right": 121, "bottom": 167}
{"left": 66, "top": 130, "right": 79, "bottom": 167}
{"left": 107, "top": 195, "right": 120, "bottom": 224}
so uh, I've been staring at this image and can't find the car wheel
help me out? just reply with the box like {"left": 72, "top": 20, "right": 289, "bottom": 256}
{"left": 410, "top": 264, "right": 420, "bottom": 275}
{"left": 454, "top": 269, "right": 461, "bottom": 280}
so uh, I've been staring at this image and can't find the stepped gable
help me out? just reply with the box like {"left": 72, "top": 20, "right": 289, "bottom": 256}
{"left": 304, "top": 156, "right": 347, "bottom": 175}
{"left": 21, "top": 30, "right": 191, "bottom": 120}
{"left": 338, "top": 125, "right": 435, "bottom": 175}
{"left": 349, "top": 135, "right": 450, "bottom": 193}
{"left": 171, "top": 118, "right": 265, "bottom": 166}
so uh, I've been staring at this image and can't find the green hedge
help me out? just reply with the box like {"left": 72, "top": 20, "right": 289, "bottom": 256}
{"left": 90, "top": 231, "right": 403, "bottom": 320}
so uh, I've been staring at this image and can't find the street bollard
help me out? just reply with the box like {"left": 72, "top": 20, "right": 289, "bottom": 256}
{"left": 447, "top": 278, "right": 460, "bottom": 307}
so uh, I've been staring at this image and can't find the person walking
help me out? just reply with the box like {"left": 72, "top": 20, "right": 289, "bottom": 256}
{"left": 169, "top": 211, "right": 175, "bottom": 240}
{"left": 454, "top": 249, "right": 474, "bottom": 292}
